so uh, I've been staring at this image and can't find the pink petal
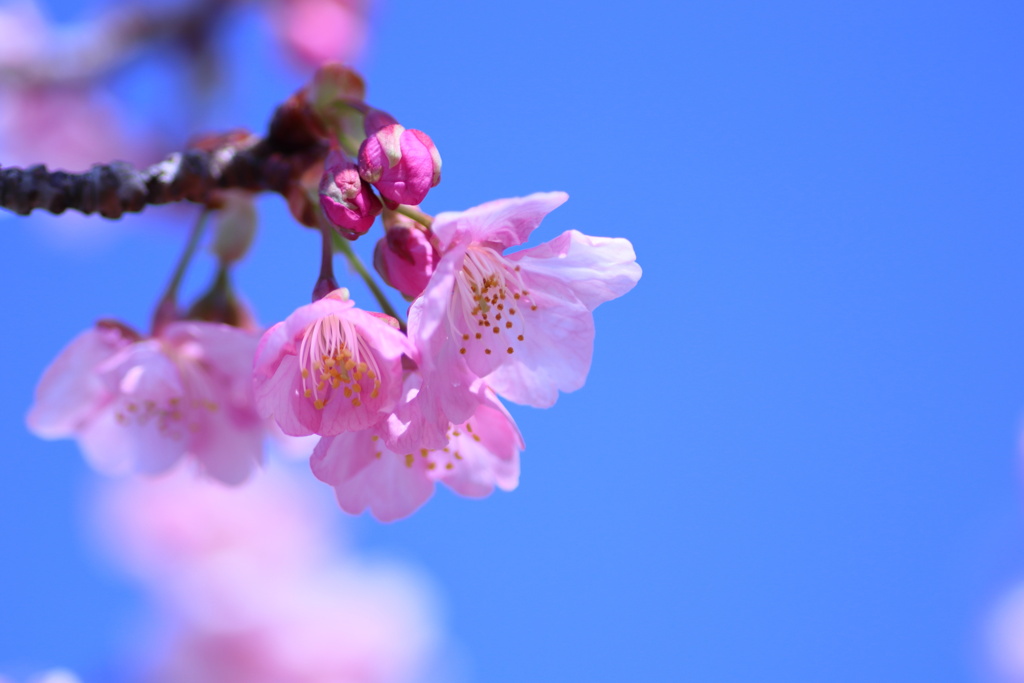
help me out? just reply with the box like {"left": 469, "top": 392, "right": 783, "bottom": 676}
{"left": 26, "top": 327, "right": 128, "bottom": 439}
{"left": 431, "top": 192, "right": 568, "bottom": 251}
{"left": 506, "top": 230, "right": 642, "bottom": 311}
{"left": 483, "top": 287, "right": 595, "bottom": 407}
{"left": 311, "top": 431, "right": 435, "bottom": 522}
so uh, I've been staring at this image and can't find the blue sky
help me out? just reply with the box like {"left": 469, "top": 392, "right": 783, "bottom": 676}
{"left": 1, "top": 1, "right": 1023, "bottom": 681}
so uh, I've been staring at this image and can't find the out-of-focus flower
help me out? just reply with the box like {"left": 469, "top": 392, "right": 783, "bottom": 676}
{"left": 410, "top": 192, "right": 642, "bottom": 416}
{"left": 269, "top": 0, "right": 370, "bottom": 68}
{"left": 0, "top": 87, "right": 149, "bottom": 171}
{"left": 27, "top": 320, "right": 264, "bottom": 484}
{"left": 373, "top": 217, "right": 439, "bottom": 300}
{"left": 987, "top": 581, "right": 1024, "bottom": 682}
{"left": 94, "top": 465, "right": 442, "bottom": 683}
{"left": 319, "top": 149, "right": 383, "bottom": 238}
{"left": 358, "top": 111, "right": 441, "bottom": 208}
{"left": 312, "top": 378, "right": 521, "bottom": 521}
{"left": 253, "top": 289, "right": 412, "bottom": 437}
{"left": 0, "top": 670, "right": 82, "bottom": 683}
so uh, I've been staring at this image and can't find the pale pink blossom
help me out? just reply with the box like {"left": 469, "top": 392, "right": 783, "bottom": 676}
{"left": 27, "top": 320, "right": 264, "bottom": 484}
{"left": 358, "top": 112, "right": 441, "bottom": 208}
{"left": 373, "top": 222, "right": 439, "bottom": 299}
{"left": 319, "top": 149, "right": 383, "bottom": 238}
{"left": 311, "top": 383, "right": 522, "bottom": 522}
{"left": 253, "top": 290, "right": 412, "bottom": 437}
{"left": 409, "top": 192, "right": 642, "bottom": 414}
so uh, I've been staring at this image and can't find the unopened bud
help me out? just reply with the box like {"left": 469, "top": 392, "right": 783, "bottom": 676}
{"left": 373, "top": 223, "right": 439, "bottom": 300}
{"left": 319, "top": 149, "right": 382, "bottom": 238}
{"left": 210, "top": 191, "right": 257, "bottom": 265}
{"left": 358, "top": 112, "right": 441, "bottom": 208}
{"left": 306, "top": 63, "right": 367, "bottom": 149}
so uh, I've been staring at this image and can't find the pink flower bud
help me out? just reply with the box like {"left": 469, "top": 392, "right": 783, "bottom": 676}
{"left": 319, "top": 149, "right": 382, "bottom": 238}
{"left": 358, "top": 117, "right": 441, "bottom": 208}
{"left": 373, "top": 224, "right": 439, "bottom": 299}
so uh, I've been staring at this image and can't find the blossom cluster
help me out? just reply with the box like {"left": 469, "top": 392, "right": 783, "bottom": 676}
{"left": 92, "top": 464, "right": 441, "bottom": 682}
{"left": 25, "top": 66, "right": 641, "bottom": 521}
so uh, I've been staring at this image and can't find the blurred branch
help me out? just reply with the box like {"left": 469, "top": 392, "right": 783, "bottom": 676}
{"left": 0, "top": 96, "right": 328, "bottom": 219}
{"left": 0, "top": 0, "right": 230, "bottom": 86}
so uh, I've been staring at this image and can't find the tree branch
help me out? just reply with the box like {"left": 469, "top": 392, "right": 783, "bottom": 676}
{"left": 0, "top": 96, "right": 327, "bottom": 219}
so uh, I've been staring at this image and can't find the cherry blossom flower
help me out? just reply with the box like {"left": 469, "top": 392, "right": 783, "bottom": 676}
{"left": 253, "top": 289, "right": 412, "bottom": 437}
{"left": 409, "top": 191, "right": 642, "bottom": 414}
{"left": 27, "top": 320, "right": 263, "bottom": 484}
{"left": 311, "top": 382, "right": 522, "bottom": 521}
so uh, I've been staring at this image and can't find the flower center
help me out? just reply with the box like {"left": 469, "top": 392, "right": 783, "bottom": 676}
{"left": 451, "top": 246, "right": 537, "bottom": 358}
{"left": 298, "top": 314, "right": 382, "bottom": 410}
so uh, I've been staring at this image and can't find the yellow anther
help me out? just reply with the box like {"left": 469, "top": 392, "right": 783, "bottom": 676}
{"left": 351, "top": 398, "right": 362, "bottom": 407}
{"left": 405, "top": 454, "right": 414, "bottom": 467}
{"left": 427, "top": 462, "right": 436, "bottom": 471}
{"left": 358, "top": 362, "right": 368, "bottom": 372}
{"left": 304, "top": 389, "right": 312, "bottom": 397}
{"left": 371, "top": 434, "right": 379, "bottom": 441}
{"left": 370, "top": 389, "right": 379, "bottom": 398}
{"left": 344, "top": 387, "right": 352, "bottom": 398}
{"left": 484, "top": 348, "right": 492, "bottom": 355}
{"left": 352, "top": 383, "right": 361, "bottom": 393}
{"left": 314, "top": 399, "right": 325, "bottom": 410}
{"left": 445, "top": 463, "right": 454, "bottom": 470}
{"left": 473, "top": 434, "right": 481, "bottom": 442}
{"left": 507, "top": 347, "right": 514, "bottom": 354}
{"left": 506, "top": 322, "right": 513, "bottom": 329}
{"left": 460, "top": 348, "right": 467, "bottom": 354}
{"left": 375, "top": 451, "right": 382, "bottom": 459}
{"left": 420, "top": 448, "right": 429, "bottom": 457}
{"left": 454, "top": 451, "right": 463, "bottom": 460}
{"left": 301, "top": 368, "right": 309, "bottom": 378}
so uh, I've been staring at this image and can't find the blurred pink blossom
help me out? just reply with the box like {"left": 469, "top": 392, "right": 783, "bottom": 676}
{"left": 0, "top": 87, "right": 150, "bottom": 171}
{"left": 27, "top": 320, "right": 264, "bottom": 484}
{"left": 94, "top": 465, "right": 442, "bottom": 683}
{"left": 270, "top": 0, "right": 370, "bottom": 67}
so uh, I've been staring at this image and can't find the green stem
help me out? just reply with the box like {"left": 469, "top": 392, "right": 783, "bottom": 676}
{"left": 332, "top": 230, "right": 404, "bottom": 325}
{"left": 161, "top": 208, "right": 211, "bottom": 303}
{"left": 152, "top": 208, "right": 210, "bottom": 333}
{"left": 394, "top": 204, "right": 434, "bottom": 228}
